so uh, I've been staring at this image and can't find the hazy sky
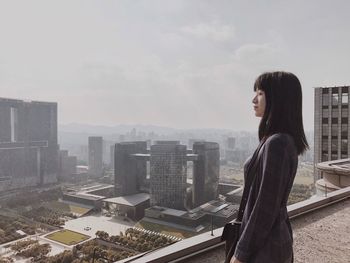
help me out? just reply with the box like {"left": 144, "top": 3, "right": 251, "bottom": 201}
{"left": 1, "top": 1, "right": 349, "bottom": 131}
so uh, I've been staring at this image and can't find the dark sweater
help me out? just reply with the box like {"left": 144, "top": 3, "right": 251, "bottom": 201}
{"left": 234, "top": 133, "right": 298, "bottom": 263}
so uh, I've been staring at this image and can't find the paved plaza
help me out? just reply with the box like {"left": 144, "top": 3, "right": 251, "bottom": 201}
{"left": 64, "top": 214, "right": 135, "bottom": 238}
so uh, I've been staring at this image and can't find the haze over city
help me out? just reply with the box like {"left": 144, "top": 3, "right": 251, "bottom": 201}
{"left": 1, "top": 0, "right": 350, "bottom": 130}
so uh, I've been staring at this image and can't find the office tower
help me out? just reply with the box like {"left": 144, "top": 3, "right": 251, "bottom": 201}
{"left": 226, "top": 137, "right": 236, "bottom": 149}
{"left": 188, "top": 139, "right": 205, "bottom": 150}
{"left": 0, "top": 97, "right": 58, "bottom": 191}
{"left": 314, "top": 86, "right": 350, "bottom": 181}
{"left": 110, "top": 144, "right": 115, "bottom": 170}
{"left": 88, "top": 136, "right": 103, "bottom": 178}
{"left": 192, "top": 142, "right": 220, "bottom": 207}
{"left": 114, "top": 141, "right": 147, "bottom": 196}
{"left": 150, "top": 141, "right": 187, "bottom": 210}
{"left": 225, "top": 137, "right": 236, "bottom": 161}
{"left": 58, "top": 150, "right": 77, "bottom": 180}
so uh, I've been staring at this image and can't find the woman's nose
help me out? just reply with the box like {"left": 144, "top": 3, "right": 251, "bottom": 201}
{"left": 252, "top": 95, "right": 257, "bottom": 104}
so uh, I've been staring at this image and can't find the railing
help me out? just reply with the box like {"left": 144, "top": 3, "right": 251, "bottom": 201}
{"left": 115, "top": 186, "right": 350, "bottom": 263}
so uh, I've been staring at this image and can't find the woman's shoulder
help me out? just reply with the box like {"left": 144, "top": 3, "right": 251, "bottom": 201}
{"left": 266, "top": 133, "right": 292, "bottom": 143}
{"left": 264, "top": 133, "right": 296, "bottom": 152}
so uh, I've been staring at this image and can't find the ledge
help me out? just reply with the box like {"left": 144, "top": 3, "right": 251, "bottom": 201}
{"left": 115, "top": 186, "right": 350, "bottom": 263}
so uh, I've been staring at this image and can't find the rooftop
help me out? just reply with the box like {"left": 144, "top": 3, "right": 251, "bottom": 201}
{"left": 316, "top": 158, "right": 350, "bottom": 175}
{"left": 104, "top": 193, "right": 150, "bottom": 206}
{"left": 117, "top": 187, "right": 350, "bottom": 263}
{"left": 186, "top": 198, "right": 350, "bottom": 263}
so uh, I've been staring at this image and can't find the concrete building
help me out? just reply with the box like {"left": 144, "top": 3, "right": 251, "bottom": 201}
{"left": 88, "top": 136, "right": 103, "bottom": 178}
{"left": 315, "top": 158, "right": 350, "bottom": 195}
{"left": 150, "top": 141, "right": 188, "bottom": 210}
{"left": 192, "top": 142, "right": 220, "bottom": 207}
{"left": 58, "top": 150, "right": 77, "bottom": 181}
{"left": 103, "top": 193, "right": 150, "bottom": 221}
{"left": 188, "top": 139, "right": 205, "bottom": 150}
{"left": 113, "top": 140, "right": 221, "bottom": 212}
{"left": 114, "top": 141, "right": 147, "bottom": 196}
{"left": 314, "top": 86, "right": 350, "bottom": 181}
{"left": 0, "top": 97, "right": 58, "bottom": 191}
{"left": 226, "top": 137, "right": 235, "bottom": 149}
{"left": 144, "top": 200, "right": 238, "bottom": 232}
{"left": 62, "top": 183, "right": 114, "bottom": 210}
{"left": 110, "top": 144, "right": 115, "bottom": 170}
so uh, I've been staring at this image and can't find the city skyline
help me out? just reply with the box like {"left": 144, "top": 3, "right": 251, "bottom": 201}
{"left": 1, "top": 1, "right": 350, "bottom": 131}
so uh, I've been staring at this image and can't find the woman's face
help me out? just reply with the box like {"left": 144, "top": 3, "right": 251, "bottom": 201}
{"left": 252, "top": 89, "right": 266, "bottom": 117}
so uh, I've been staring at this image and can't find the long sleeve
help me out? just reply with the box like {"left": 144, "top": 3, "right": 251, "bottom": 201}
{"left": 234, "top": 136, "right": 291, "bottom": 262}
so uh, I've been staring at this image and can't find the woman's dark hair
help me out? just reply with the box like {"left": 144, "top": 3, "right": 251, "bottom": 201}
{"left": 254, "top": 71, "right": 309, "bottom": 155}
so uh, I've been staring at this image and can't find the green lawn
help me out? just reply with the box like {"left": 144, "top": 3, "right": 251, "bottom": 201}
{"left": 45, "top": 230, "right": 90, "bottom": 245}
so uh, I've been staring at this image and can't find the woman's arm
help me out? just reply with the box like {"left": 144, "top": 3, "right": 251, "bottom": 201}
{"left": 234, "top": 135, "right": 291, "bottom": 262}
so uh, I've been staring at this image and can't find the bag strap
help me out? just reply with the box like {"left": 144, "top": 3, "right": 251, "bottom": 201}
{"left": 235, "top": 138, "right": 266, "bottom": 223}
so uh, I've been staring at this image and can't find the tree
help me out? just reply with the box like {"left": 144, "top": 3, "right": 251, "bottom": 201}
{"left": 0, "top": 257, "right": 14, "bottom": 263}
{"left": 95, "top": 230, "right": 109, "bottom": 241}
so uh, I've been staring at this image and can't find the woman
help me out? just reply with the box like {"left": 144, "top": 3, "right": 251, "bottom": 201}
{"left": 230, "top": 71, "right": 309, "bottom": 263}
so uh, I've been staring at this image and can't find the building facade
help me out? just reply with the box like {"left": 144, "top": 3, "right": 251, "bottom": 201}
{"left": 315, "top": 159, "right": 350, "bottom": 195}
{"left": 192, "top": 142, "right": 220, "bottom": 207}
{"left": 113, "top": 140, "right": 221, "bottom": 212}
{"left": 58, "top": 150, "right": 77, "bottom": 181}
{"left": 314, "top": 86, "right": 350, "bottom": 181}
{"left": 150, "top": 141, "right": 187, "bottom": 210}
{"left": 114, "top": 141, "right": 147, "bottom": 196}
{"left": 88, "top": 136, "right": 103, "bottom": 178}
{"left": 0, "top": 97, "right": 58, "bottom": 191}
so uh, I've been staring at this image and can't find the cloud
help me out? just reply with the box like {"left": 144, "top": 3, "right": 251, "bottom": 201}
{"left": 180, "top": 21, "right": 235, "bottom": 42}
{"left": 234, "top": 43, "right": 279, "bottom": 63}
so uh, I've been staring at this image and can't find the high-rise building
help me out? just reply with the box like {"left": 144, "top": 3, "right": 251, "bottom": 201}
{"left": 88, "top": 136, "right": 103, "bottom": 178}
{"left": 150, "top": 141, "right": 187, "bottom": 210}
{"left": 113, "top": 140, "right": 221, "bottom": 211}
{"left": 226, "top": 137, "right": 236, "bottom": 149}
{"left": 58, "top": 150, "right": 77, "bottom": 181}
{"left": 110, "top": 144, "right": 115, "bottom": 170}
{"left": 192, "top": 142, "right": 220, "bottom": 207}
{"left": 314, "top": 86, "right": 350, "bottom": 181}
{"left": 114, "top": 141, "right": 147, "bottom": 196}
{"left": 0, "top": 97, "right": 58, "bottom": 191}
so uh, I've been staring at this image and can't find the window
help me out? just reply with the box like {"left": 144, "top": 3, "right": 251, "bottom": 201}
{"left": 331, "top": 109, "right": 339, "bottom": 118}
{"left": 331, "top": 153, "right": 338, "bottom": 160}
{"left": 322, "top": 118, "right": 328, "bottom": 124}
{"left": 322, "top": 153, "right": 328, "bottom": 162}
{"left": 342, "top": 93, "right": 348, "bottom": 105}
{"left": 341, "top": 124, "right": 347, "bottom": 138}
{"left": 341, "top": 139, "right": 348, "bottom": 152}
{"left": 341, "top": 109, "right": 348, "bottom": 118}
{"left": 331, "top": 124, "right": 338, "bottom": 137}
{"left": 322, "top": 94, "right": 329, "bottom": 106}
{"left": 322, "top": 124, "right": 329, "bottom": 137}
{"left": 332, "top": 93, "right": 339, "bottom": 106}
{"left": 322, "top": 109, "right": 329, "bottom": 118}
{"left": 331, "top": 138, "right": 338, "bottom": 152}
{"left": 322, "top": 140, "right": 328, "bottom": 152}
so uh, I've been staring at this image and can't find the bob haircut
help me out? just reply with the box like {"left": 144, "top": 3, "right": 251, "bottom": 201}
{"left": 254, "top": 71, "right": 309, "bottom": 155}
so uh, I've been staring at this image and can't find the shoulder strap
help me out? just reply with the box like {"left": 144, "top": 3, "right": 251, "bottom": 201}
{"left": 235, "top": 138, "right": 266, "bottom": 222}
